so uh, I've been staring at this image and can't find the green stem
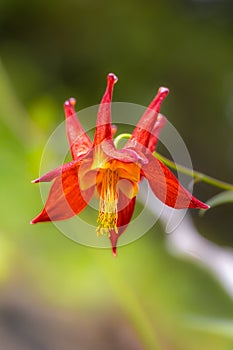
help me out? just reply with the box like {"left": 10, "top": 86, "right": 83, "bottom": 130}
{"left": 154, "top": 152, "right": 233, "bottom": 192}
{"left": 114, "top": 133, "right": 132, "bottom": 148}
{"left": 114, "top": 133, "right": 233, "bottom": 192}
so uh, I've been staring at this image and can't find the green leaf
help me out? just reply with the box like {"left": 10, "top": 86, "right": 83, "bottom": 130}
{"left": 200, "top": 191, "right": 233, "bottom": 216}
{"left": 185, "top": 315, "right": 233, "bottom": 338}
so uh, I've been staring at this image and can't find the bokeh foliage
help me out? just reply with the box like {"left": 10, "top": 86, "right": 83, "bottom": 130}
{"left": 0, "top": 1, "right": 233, "bottom": 349}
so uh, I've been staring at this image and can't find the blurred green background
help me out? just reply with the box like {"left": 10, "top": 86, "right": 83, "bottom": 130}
{"left": 0, "top": 0, "right": 233, "bottom": 349}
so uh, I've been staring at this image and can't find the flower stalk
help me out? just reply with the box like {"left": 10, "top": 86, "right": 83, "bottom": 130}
{"left": 154, "top": 153, "right": 233, "bottom": 191}
{"left": 115, "top": 133, "right": 233, "bottom": 192}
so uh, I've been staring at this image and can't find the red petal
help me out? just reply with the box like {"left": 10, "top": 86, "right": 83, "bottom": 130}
{"left": 143, "top": 154, "right": 209, "bottom": 209}
{"left": 32, "top": 159, "right": 82, "bottom": 183}
{"left": 31, "top": 163, "right": 94, "bottom": 223}
{"left": 126, "top": 87, "right": 169, "bottom": 150}
{"left": 109, "top": 194, "right": 136, "bottom": 256}
{"left": 147, "top": 114, "right": 167, "bottom": 152}
{"left": 64, "top": 98, "right": 92, "bottom": 160}
{"left": 31, "top": 150, "right": 93, "bottom": 183}
{"left": 93, "top": 73, "right": 118, "bottom": 146}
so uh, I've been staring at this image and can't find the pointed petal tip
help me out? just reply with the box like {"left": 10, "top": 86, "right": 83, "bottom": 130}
{"left": 108, "top": 73, "right": 118, "bottom": 84}
{"left": 152, "top": 86, "right": 169, "bottom": 114}
{"left": 30, "top": 213, "right": 43, "bottom": 224}
{"left": 112, "top": 246, "right": 117, "bottom": 257}
{"left": 158, "top": 86, "right": 169, "bottom": 97}
{"left": 200, "top": 203, "right": 210, "bottom": 210}
{"left": 189, "top": 199, "right": 210, "bottom": 210}
{"left": 30, "top": 214, "right": 49, "bottom": 224}
{"left": 30, "top": 210, "right": 48, "bottom": 224}
{"left": 64, "top": 97, "right": 77, "bottom": 118}
{"left": 31, "top": 178, "right": 39, "bottom": 184}
{"left": 64, "top": 97, "right": 76, "bottom": 108}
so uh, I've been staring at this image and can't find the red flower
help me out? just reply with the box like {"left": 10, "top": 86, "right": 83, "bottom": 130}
{"left": 31, "top": 73, "right": 209, "bottom": 255}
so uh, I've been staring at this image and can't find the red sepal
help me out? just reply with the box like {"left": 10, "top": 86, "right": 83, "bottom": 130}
{"left": 31, "top": 163, "right": 94, "bottom": 223}
{"left": 31, "top": 159, "right": 83, "bottom": 183}
{"left": 142, "top": 153, "right": 209, "bottom": 209}
{"left": 109, "top": 193, "right": 136, "bottom": 256}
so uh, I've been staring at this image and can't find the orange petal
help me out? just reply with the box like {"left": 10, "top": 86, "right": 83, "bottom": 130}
{"left": 117, "top": 179, "right": 138, "bottom": 199}
{"left": 116, "top": 162, "right": 141, "bottom": 183}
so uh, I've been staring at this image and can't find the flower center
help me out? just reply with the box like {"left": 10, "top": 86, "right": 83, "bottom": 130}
{"left": 97, "top": 168, "right": 119, "bottom": 236}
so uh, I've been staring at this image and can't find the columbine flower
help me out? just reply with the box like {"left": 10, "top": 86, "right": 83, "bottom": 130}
{"left": 31, "top": 73, "right": 209, "bottom": 255}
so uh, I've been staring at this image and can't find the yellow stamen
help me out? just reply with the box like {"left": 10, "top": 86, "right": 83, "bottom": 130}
{"left": 97, "top": 168, "right": 119, "bottom": 237}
